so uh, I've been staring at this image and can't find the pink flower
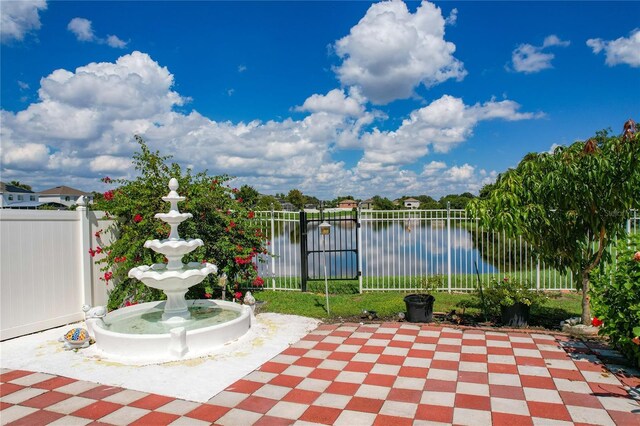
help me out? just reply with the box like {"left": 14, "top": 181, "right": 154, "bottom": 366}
{"left": 104, "top": 271, "right": 113, "bottom": 282}
{"left": 88, "top": 248, "right": 96, "bottom": 257}
{"left": 95, "top": 229, "right": 103, "bottom": 238}
{"left": 204, "top": 293, "right": 212, "bottom": 299}
{"left": 591, "top": 317, "right": 603, "bottom": 327}
{"left": 96, "top": 246, "right": 103, "bottom": 254}
{"left": 253, "top": 277, "right": 264, "bottom": 287}
{"left": 133, "top": 214, "right": 143, "bottom": 223}
{"left": 103, "top": 190, "right": 114, "bottom": 201}
{"left": 634, "top": 252, "right": 640, "bottom": 262}
{"left": 101, "top": 176, "right": 112, "bottom": 183}
{"left": 248, "top": 211, "right": 255, "bottom": 219}
{"left": 235, "top": 291, "right": 242, "bottom": 300}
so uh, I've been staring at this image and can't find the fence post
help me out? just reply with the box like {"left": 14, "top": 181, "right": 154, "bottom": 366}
{"left": 299, "top": 210, "right": 308, "bottom": 292}
{"left": 446, "top": 202, "right": 452, "bottom": 293}
{"left": 536, "top": 258, "right": 541, "bottom": 290}
{"left": 357, "top": 204, "right": 363, "bottom": 294}
{"left": 77, "top": 196, "right": 93, "bottom": 306}
{"left": 270, "top": 205, "right": 276, "bottom": 290}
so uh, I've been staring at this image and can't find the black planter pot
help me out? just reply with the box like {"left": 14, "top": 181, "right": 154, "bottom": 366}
{"left": 501, "top": 302, "right": 530, "bottom": 327}
{"left": 404, "top": 294, "right": 435, "bottom": 323}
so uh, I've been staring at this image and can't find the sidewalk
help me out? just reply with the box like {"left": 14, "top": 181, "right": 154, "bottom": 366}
{"left": 2, "top": 322, "right": 639, "bottom": 425}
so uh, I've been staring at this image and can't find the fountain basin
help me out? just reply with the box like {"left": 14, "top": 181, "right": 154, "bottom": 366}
{"left": 90, "top": 299, "right": 252, "bottom": 360}
{"left": 144, "top": 239, "right": 204, "bottom": 257}
{"left": 128, "top": 262, "right": 216, "bottom": 291}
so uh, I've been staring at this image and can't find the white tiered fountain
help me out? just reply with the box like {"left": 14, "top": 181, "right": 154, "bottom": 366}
{"left": 88, "top": 178, "right": 251, "bottom": 361}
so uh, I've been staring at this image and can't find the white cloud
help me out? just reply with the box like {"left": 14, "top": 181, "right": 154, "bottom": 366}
{"left": 296, "top": 88, "right": 366, "bottom": 117}
{"left": 1, "top": 0, "right": 47, "bottom": 44}
{"left": 17, "top": 81, "right": 30, "bottom": 90}
{"left": 238, "top": 65, "right": 247, "bottom": 72}
{"left": 445, "top": 8, "right": 457, "bottom": 26}
{"left": 333, "top": 0, "right": 466, "bottom": 104}
{"left": 67, "top": 17, "right": 128, "bottom": 48}
{"left": 587, "top": 29, "right": 640, "bottom": 68}
{"left": 511, "top": 35, "right": 570, "bottom": 73}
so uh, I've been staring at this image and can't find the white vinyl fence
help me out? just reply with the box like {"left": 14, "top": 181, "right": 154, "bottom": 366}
{"left": 0, "top": 204, "right": 112, "bottom": 340}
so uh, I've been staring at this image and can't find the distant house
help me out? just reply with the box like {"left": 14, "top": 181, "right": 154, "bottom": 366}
{"left": 360, "top": 198, "right": 374, "bottom": 209}
{"left": 338, "top": 199, "right": 358, "bottom": 209}
{"left": 403, "top": 198, "right": 420, "bottom": 209}
{"left": 0, "top": 182, "right": 41, "bottom": 209}
{"left": 39, "top": 186, "right": 93, "bottom": 209}
{"left": 280, "top": 202, "right": 297, "bottom": 211}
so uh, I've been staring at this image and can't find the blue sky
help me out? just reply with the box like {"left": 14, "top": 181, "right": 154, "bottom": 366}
{"left": 1, "top": 1, "right": 638, "bottom": 199}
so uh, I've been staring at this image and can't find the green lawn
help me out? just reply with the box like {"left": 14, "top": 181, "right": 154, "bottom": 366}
{"left": 252, "top": 288, "right": 582, "bottom": 330}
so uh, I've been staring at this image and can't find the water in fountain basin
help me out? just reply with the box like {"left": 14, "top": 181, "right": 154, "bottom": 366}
{"left": 105, "top": 305, "right": 241, "bottom": 335}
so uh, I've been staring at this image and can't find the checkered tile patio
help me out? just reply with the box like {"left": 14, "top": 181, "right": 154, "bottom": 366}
{"left": 2, "top": 323, "right": 639, "bottom": 425}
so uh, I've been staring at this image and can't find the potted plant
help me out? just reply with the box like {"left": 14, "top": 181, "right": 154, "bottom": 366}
{"left": 480, "top": 276, "right": 547, "bottom": 327}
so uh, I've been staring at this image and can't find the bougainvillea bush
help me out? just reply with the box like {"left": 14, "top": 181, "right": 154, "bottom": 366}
{"left": 93, "top": 136, "right": 266, "bottom": 310}
{"left": 590, "top": 233, "right": 640, "bottom": 367}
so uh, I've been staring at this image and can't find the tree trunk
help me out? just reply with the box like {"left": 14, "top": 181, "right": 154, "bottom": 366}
{"left": 581, "top": 271, "right": 591, "bottom": 325}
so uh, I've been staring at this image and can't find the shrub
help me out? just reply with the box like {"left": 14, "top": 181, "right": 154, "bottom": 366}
{"left": 590, "top": 233, "right": 640, "bottom": 367}
{"left": 93, "top": 136, "right": 266, "bottom": 310}
{"left": 478, "top": 276, "right": 547, "bottom": 316}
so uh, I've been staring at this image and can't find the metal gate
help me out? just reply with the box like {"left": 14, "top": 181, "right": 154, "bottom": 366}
{"left": 300, "top": 209, "right": 360, "bottom": 290}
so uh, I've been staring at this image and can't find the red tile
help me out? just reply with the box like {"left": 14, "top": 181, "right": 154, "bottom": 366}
{"left": 316, "top": 324, "right": 338, "bottom": 331}
{"left": 303, "top": 334, "right": 325, "bottom": 341}
{"left": 236, "top": 395, "right": 279, "bottom": 414}
{"left": 299, "top": 405, "right": 342, "bottom": 424}
{"left": 574, "top": 362, "right": 606, "bottom": 372}
{"left": 293, "top": 357, "right": 323, "bottom": 368}
{"left": 608, "top": 410, "right": 640, "bottom": 425}
{"left": 253, "top": 415, "right": 295, "bottom": 426}
{"left": 71, "top": 400, "right": 123, "bottom": 420}
{"left": 407, "top": 349, "right": 434, "bottom": 358}
{"left": 492, "top": 412, "right": 534, "bottom": 426}
{"left": 527, "top": 401, "right": 572, "bottom": 421}
{"left": 345, "top": 361, "right": 374, "bottom": 373}
{"left": 373, "top": 413, "right": 413, "bottom": 426}
{"left": 539, "top": 350, "right": 571, "bottom": 360}
{"left": 435, "top": 344, "right": 461, "bottom": 353}
{"left": 331, "top": 330, "right": 353, "bottom": 338}
{"left": 515, "top": 356, "right": 546, "bottom": 367}
{"left": 487, "top": 347, "right": 514, "bottom": 355}
{"left": 283, "top": 389, "right": 321, "bottom": 405}
{"left": 547, "top": 368, "right": 584, "bottom": 381}
{"left": 358, "top": 326, "right": 378, "bottom": 333}
{"left": 440, "top": 332, "right": 461, "bottom": 339}
{"left": 4, "top": 409, "right": 64, "bottom": 426}
{"left": 0, "top": 382, "right": 24, "bottom": 397}
{"left": 430, "top": 360, "right": 458, "bottom": 370}
{"left": 455, "top": 393, "right": 491, "bottom": 411}
{"left": 461, "top": 339, "right": 486, "bottom": 346}
{"left": 519, "top": 375, "right": 556, "bottom": 389}
{"left": 372, "top": 333, "right": 394, "bottom": 340}
{"left": 589, "top": 383, "right": 628, "bottom": 397}
{"left": 0, "top": 401, "right": 11, "bottom": 410}
{"left": 129, "top": 394, "right": 175, "bottom": 410}
{"left": 344, "top": 338, "right": 368, "bottom": 345}
{"left": 308, "top": 368, "right": 340, "bottom": 381}
{"left": 359, "top": 345, "right": 385, "bottom": 354}
{"left": 21, "top": 391, "right": 71, "bottom": 409}
{"left": 78, "top": 385, "right": 124, "bottom": 400}
{"left": 415, "top": 403, "right": 453, "bottom": 423}
{"left": 415, "top": 336, "right": 439, "bottom": 344}
{"left": 129, "top": 411, "right": 180, "bottom": 426}
{"left": 259, "top": 362, "right": 289, "bottom": 374}
{"left": 512, "top": 342, "right": 537, "bottom": 350}
{"left": 328, "top": 351, "right": 355, "bottom": 361}
{"left": 486, "top": 334, "right": 510, "bottom": 341}
{"left": 364, "top": 374, "right": 396, "bottom": 387}
{"left": 460, "top": 353, "right": 487, "bottom": 363}
{"left": 345, "top": 396, "right": 384, "bottom": 413}
{"left": 398, "top": 366, "right": 429, "bottom": 378}
{"left": 325, "top": 381, "right": 359, "bottom": 396}
{"left": 31, "top": 376, "right": 77, "bottom": 391}
{"left": 559, "top": 391, "right": 603, "bottom": 408}
{"left": 387, "top": 388, "right": 422, "bottom": 403}
{"left": 269, "top": 374, "right": 304, "bottom": 388}
{"left": 314, "top": 342, "right": 340, "bottom": 351}
{"left": 0, "top": 370, "right": 33, "bottom": 383}
{"left": 226, "top": 379, "right": 263, "bottom": 394}
{"left": 185, "top": 404, "right": 230, "bottom": 422}
{"left": 397, "top": 327, "right": 419, "bottom": 336}
{"left": 488, "top": 363, "right": 518, "bottom": 374}
{"left": 458, "top": 371, "right": 488, "bottom": 384}
{"left": 424, "top": 379, "right": 457, "bottom": 392}
{"left": 389, "top": 340, "right": 413, "bottom": 348}
{"left": 377, "top": 355, "right": 405, "bottom": 365}
{"left": 282, "top": 347, "right": 308, "bottom": 357}
{"left": 490, "top": 384, "right": 526, "bottom": 400}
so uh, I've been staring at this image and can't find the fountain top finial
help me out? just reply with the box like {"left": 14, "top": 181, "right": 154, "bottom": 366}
{"left": 169, "top": 178, "right": 179, "bottom": 191}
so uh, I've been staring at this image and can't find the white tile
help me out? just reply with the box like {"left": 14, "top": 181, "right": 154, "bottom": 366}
{"left": 282, "top": 365, "right": 314, "bottom": 377}
{"left": 441, "top": 327, "right": 462, "bottom": 335}
{"left": 487, "top": 355, "right": 516, "bottom": 365}
{"left": 253, "top": 384, "right": 290, "bottom": 400}
{"left": 351, "top": 353, "right": 379, "bottom": 363}
{"left": 544, "top": 359, "right": 577, "bottom": 370}
{"left": 309, "top": 329, "right": 332, "bottom": 335}
{"left": 566, "top": 405, "right": 615, "bottom": 426}
{"left": 99, "top": 406, "right": 150, "bottom": 425}
{"left": 393, "top": 377, "right": 426, "bottom": 390}
{"left": 0, "top": 387, "right": 47, "bottom": 404}
{"left": 382, "top": 346, "right": 409, "bottom": 356}
{"left": 523, "top": 387, "right": 562, "bottom": 403}
{"left": 377, "top": 327, "right": 398, "bottom": 334}
{"left": 54, "top": 381, "right": 100, "bottom": 395}
{"left": 458, "top": 361, "right": 487, "bottom": 372}
{"left": 379, "top": 400, "right": 418, "bottom": 418}
{"left": 243, "top": 371, "right": 277, "bottom": 383}
{"left": 418, "top": 330, "right": 440, "bottom": 337}
{"left": 486, "top": 340, "right": 511, "bottom": 348}
{"left": 297, "top": 378, "right": 331, "bottom": 393}
{"left": 552, "top": 378, "right": 591, "bottom": 394}
{"left": 334, "top": 409, "right": 377, "bottom": 426}
{"left": 10, "top": 372, "right": 55, "bottom": 386}
{"left": 156, "top": 399, "right": 201, "bottom": 415}
{"left": 168, "top": 416, "right": 210, "bottom": 426}
{"left": 266, "top": 401, "right": 308, "bottom": 420}
{"left": 461, "top": 345, "right": 487, "bottom": 354}
{"left": 509, "top": 336, "right": 534, "bottom": 344}
{"left": 46, "top": 396, "right": 95, "bottom": 415}
{"left": 318, "top": 359, "right": 348, "bottom": 370}
{"left": 0, "top": 405, "right": 38, "bottom": 424}
{"left": 452, "top": 407, "right": 492, "bottom": 425}
{"left": 206, "top": 391, "right": 249, "bottom": 407}
{"left": 354, "top": 384, "right": 390, "bottom": 399}
{"left": 370, "top": 363, "right": 400, "bottom": 375}
{"left": 292, "top": 340, "right": 317, "bottom": 349}
{"left": 426, "top": 368, "right": 457, "bottom": 381}
{"left": 393, "top": 334, "right": 416, "bottom": 342}
{"left": 216, "top": 408, "right": 263, "bottom": 426}
{"left": 365, "top": 338, "right": 391, "bottom": 347}
{"left": 433, "top": 351, "right": 460, "bottom": 361}
{"left": 532, "top": 418, "right": 573, "bottom": 426}
{"left": 271, "top": 354, "right": 299, "bottom": 364}
{"left": 578, "top": 370, "right": 622, "bottom": 385}
{"left": 531, "top": 333, "right": 556, "bottom": 341}
{"left": 351, "top": 332, "right": 373, "bottom": 339}
{"left": 412, "top": 343, "right": 437, "bottom": 351}
{"left": 420, "top": 391, "right": 455, "bottom": 407}
{"left": 312, "top": 393, "right": 351, "bottom": 409}
{"left": 597, "top": 395, "right": 640, "bottom": 412}
{"left": 304, "top": 349, "right": 331, "bottom": 359}
{"left": 48, "top": 415, "right": 92, "bottom": 426}
{"left": 323, "top": 336, "right": 346, "bottom": 344}
{"left": 462, "top": 333, "right": 486, "bottom": 340}
{"left": 336, "top": 344, "right": 360, "bottom": 353}
{"left": 335, "top": 371, "right": 367, "bottom": 384}
{"left": 513, "top": 348, "right": 542, "bottom": 358}
{"left": 488, "top": 373, "right": 521, "bottom": 387}
{"left": 403, "top": 357, "right": 431, "bottom": 368}
{"left": 491, "top": 397, "right": 530, "bottom": 415}
{"left": 337, "top": 325, "right": 358, "bottom": 332}
{"left": 456, "top": 382, "right": 489, "bottom": 396}
{"left": 438, "top": 338, "right": 462, "bottom": 346}
{"left": 537, "top": 344, "right": 565, "bottom": 353}
{"left": 518, "top": 365, "right": 551, "bottom": 377}
{"left": 103, "top": 389, "right": 149, "bottom": 405}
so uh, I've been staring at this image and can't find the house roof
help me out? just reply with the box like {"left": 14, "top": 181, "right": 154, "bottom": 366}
{"left": 404, "top": 198, "right": 420, "bottom": 202}
{"left": 39, "top": 186, "right": 90, "bottom": 196}
{"left": 362, "top": 198, "right": 374, "bottom": 203}
{"left": 0, "top": 182, "right": 35, "bottom": 194}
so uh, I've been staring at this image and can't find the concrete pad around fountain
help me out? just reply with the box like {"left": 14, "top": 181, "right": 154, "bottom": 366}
{"left": 0, "top": 313, "right": 320, "bottom": 403}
